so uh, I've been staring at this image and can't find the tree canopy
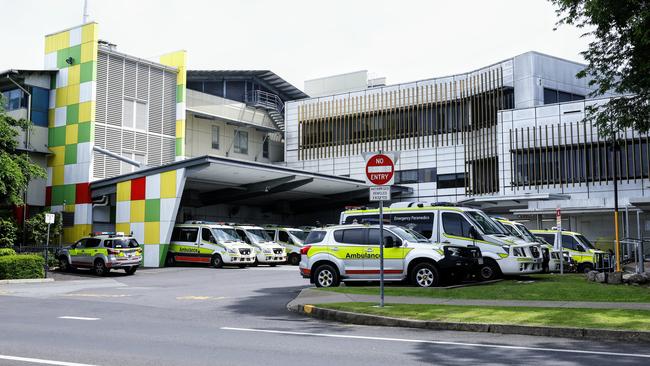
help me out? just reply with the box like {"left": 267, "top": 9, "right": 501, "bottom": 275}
{"left": 0, "top": 100, "right": 46, "bottom": 207}
{"left": 551, "top": 0, "right": 650, "bottom": 139}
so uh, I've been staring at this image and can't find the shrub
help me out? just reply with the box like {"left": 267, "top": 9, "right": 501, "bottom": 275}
{"left": 24, "top": 211, "right": 62, "bottom": 246}
{"left": 0, "top": 217, "right": 17, "bottom": 248}
{"left": 0, "top": 248, "right": 16, "bottom": 256}
{"left": 0, "top": 254, "right": 44, "bottom": 280}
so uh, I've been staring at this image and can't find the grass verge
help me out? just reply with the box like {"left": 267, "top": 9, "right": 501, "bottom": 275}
{"left": 320, "top": 274, "right": 650, "bottom": 302}
{"left": 318, "top": 302, "right": 650, "bottom": 331}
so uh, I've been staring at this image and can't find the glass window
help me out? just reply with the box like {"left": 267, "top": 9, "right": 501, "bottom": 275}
{"left": 576, "top": 234, "right": 596, "bottom": 250}
{"left": 171, "top": 227, "right": 198, "bottom": 242}
{"left": 211, "top": 228, "right": 240, "bottom": 242}
{"left": 202, "top": 228, "right": 217, "bottom": 243}
{"left": 86, "top": 238, "right": 101, "bottom": 248}
{"left": 263, "top": 138, "right": 269, "bottom": 158}
{"left": 368, "top": 228, "right": 400, "bottom": 246}
{"left": 2, "top": 89, "right": 24, "bottom": 111}
{"left": 135, "top": 101, "right": 147, "bottom": 131}
{"left": 465, "top": 211, "right": 505, "bottom": 235}
{"left": 212, "top": 126, "right": 220, "bottom": 150}
{"left": 123, "top": 99, "right": 134, "bottom": 128}
{"left": 536, "top": 233, "right": 555, "bottom": 245}
{"left": 236, "top": 230, "right": 251, "bottom": 244}
{"left": 75, "top": 239, "right": 87, "bottom": 248}
{"left": 279, "top": 231, "right": 290, "bottom": 243}
{"left": 437, "top": 173, "right": 465, "bottom": 189}
{"left": 340, "top": 229, "right": 366, "bottom": 244}
{"left": 442, "top": 212, "right": 472, "bottom": 238}
{"left": 396, "top": 170, "right": 419, "bottom": 184}
{"left": 107, "top": 239, "right": 139, "bottom": 248}
{"left": 289, "top": 230, "right": 308, "bottom": 242}
{"left": 562, "top": 235, "right": 582, "bottom": 251}
{"left": 246, "top": 229, "right": 272, "bottom": 243}
{"left": 304, "top": 231, "right": 326, "bottom": 244}
{"left": 265, "top": 230, "right": 276, "bottom": 239}
{"left": 390, "top": 213, "right": 435, "bottom": 239}
{"left": 234, "top": 131, "right": 248, "bottom": 154}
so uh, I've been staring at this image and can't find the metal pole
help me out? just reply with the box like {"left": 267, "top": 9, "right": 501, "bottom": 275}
{"left": 612, "top": 139, "right": 621, "bottom": 272}
{"left": 637, "top": 210, "right": 643, "bottom": 273}
{"left": 379, "top": 199, "right": 385, "bottom": 308}
{"left": 45, "top": 223, "right": 50, "bottom": 279}
{"left": 83, "top": 0, "right": 89, "bottom": 23}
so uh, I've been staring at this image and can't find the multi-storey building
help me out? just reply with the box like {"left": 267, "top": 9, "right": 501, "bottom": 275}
{"left": 283, "top": 52, "right": 643, "bottom": 244}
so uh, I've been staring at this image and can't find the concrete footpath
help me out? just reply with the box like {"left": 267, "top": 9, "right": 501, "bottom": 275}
{"left": 287, "top": 288, "right": 650, "bottom": 343}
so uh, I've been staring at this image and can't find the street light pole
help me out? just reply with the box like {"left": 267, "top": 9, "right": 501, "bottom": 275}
{"left": 612, "top": 137, "right": 621, "bottom": 272}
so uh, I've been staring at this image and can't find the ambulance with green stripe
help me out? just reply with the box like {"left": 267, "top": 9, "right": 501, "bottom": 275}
{"left": 341, "top": 202, "right": 544, "bottom": 279}
{"left": 264, "top": 226, "right": 308, "bottom": 265}
{"left": 492, "top": 217, "right": 567, "bottom": 273}
{"left": 234, "top": 225, "right": 287, "bottom": 265}
{"left": 167, "top": 222, "right": 256, "bottom": 268}
{"left": 531, "top": 229, "right": 607, "bottom": 273}
{"left": 57, "top": 232, "right": 141, "bottom": 276}
{"left": 300, "top": 224, "right": 482, "bottom": 287}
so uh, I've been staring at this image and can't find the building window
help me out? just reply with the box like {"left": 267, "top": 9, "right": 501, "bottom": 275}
{"left": 122, "top": 99, "right": 148, "bottom": 131}
{"left": 211, "top": 126, "right": 220, "bottom": 150}
{"left": 395, "top": 168, "right": 437, "bottom": 184}
{"left": 437, "top": 173, "right": 465, "bottom": 189}
{"left": 543, "top": 88, "right": 585, "bottom": 105}
{"left": 2, "top": 89, "right": 25, "bottom": 111}
{"left": 263, "top": 138, "right": 269, "bottom": 158}
{"left": 234, "top": 131, "right": 248, "bottom": 154}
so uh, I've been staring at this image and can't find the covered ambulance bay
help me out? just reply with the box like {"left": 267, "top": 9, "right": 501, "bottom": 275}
{"left": 89, "top": 155, "right": 410, "bottom": 267}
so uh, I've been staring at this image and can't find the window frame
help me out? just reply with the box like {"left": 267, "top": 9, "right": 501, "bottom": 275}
{"left": 234, "top": 130, "right": 249, "bottom": 155}
{"left": 211, "top": 125, "right": 220, "bottom": 150}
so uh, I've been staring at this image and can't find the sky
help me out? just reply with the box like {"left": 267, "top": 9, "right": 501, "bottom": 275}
{"left": 1, "top": 0, "right": 590, "bottom": 90}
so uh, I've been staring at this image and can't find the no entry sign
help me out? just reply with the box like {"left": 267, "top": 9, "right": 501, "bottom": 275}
{"left": 365, "top": 153, "right": 395, "bottom": 185}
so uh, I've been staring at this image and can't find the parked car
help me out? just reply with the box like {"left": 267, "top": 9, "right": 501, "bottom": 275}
{"left": 57, "top": 232, "right": 141, "bottom": 276}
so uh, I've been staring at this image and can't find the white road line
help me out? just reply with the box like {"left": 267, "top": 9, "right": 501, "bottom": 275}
{"left": 57, "top": 316, "right": 100, "bottom": 321}
{"left": 221, "top": 327, "right": 650, "bottom": 359}
{"left": 0, "top": 354, "right": 97, "bottom": 366}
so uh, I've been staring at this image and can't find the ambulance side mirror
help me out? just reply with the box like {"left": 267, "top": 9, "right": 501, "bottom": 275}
{"left": 468, "top": 227, "right": 482, "bottom": 241}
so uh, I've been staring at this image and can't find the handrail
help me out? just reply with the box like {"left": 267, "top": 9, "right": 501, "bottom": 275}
{"left": 246, "top": 90, "right": 284, "bottom": 114}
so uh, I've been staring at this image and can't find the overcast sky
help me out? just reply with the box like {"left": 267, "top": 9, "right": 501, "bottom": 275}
{"left": 2, "top": 0, "right": 589, "bottom": 90}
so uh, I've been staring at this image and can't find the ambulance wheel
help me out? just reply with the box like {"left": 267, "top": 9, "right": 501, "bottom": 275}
{"left": 578, "top": 263, "right": 593, "bottom": 273}
{"left": 314, "top": 264, "right": 340, "bottom": 288}
{"left": 410, "top": 262, "right": 440, "bottom": 288}
{"left": 124, "top": 266, "right": 137, "bottom": 275}
{"left": 58, "top": 256, "right": 71, "bottom": 272}
{"left": 211, "top": 254, "right": 223, "bottom": 269}
{"left": 165, "top": 254, "right": 176, "bottom": 267}
{"left": 478, "top": 259, "right": 501, "bottom": 281}
{"left": 288, "top": 253, "right": 301, "bottom": 266}
{"left": 93, "top": 259, "right": 109, "bottom": 276}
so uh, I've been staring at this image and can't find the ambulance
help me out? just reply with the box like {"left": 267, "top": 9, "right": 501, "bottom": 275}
{"left": 341, "top": 202, "right": 544, "bottom": 279}
{"left": 167, "top": 222, "right": 256, "bottom": 268}
{"left": 531, "top": 229, "right": 608, "bottom": 273}
{"left": 234, "top": 225, "right": 287, "bottom": 266}
{"left": 264, "top": 226, "right": 308, "bottom": 265}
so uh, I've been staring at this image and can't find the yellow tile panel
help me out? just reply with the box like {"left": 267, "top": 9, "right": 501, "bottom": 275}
{"left": 117, "top": 181, "right": 132, "bottom": 202}
{"left": 68, "top": 64, "right": 80, "bottom": 85}
{"left": 80, "top": 41, "right": 97, "bottom": 63}
{"left": 116, "top": 223, "right": 131, "bottom": 235}
{"left": 131, "top": 200, "right": 145, "bottom": 223}
{"left": 48, "top": 146, "right": 65, "bottom": 167}
{"left": 52, "top": 165, "right": 64, "bottom": 186}
{"left": 65, "top": 124, "right": 78, "bottom": 145}
{"left": 160, "top": 170, "right": 177, "bottom": 198}
{"left": 79, "top": 101, "right": 95, "bottom": 122}
{"left": 48, "top": 109, "right": 56, "bottom": 127}
{"left": 55, "top": 86, "right": 68, "bottom": 107}
{"left": 67, "top": 84, "right": 80, "bottom": 104}
{"left": 81, "top": 23, "right": 98, "bottom": 44}
{"left": 144, "top": 222, "right": 160, "bottom": 244}
{"left": 175, "top": 120, "right": 185, "bottom": 139}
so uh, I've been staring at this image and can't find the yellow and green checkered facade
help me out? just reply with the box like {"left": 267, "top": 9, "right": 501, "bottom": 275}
{"left": 159, "top": 50, "right": 187, "bottom": 159}
{"left": 44, "top": 23, "right": 99, "bottom": 243}
{"left": 115, "top": 169, "right": 186, "bottom": 267}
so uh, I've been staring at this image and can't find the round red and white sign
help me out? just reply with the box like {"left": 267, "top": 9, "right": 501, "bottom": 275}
{"left": 365, "top": 154, "right": 395, "bottom": 185}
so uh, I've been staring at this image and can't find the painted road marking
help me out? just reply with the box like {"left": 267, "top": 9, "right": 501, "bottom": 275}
{"left": 221, "top": 327, "right": 650, "bottom": 359}
{"left": 0, "top": 354, "right": 97, "bottom": 366}
{"left": 58, "top": 316, "right": 100, "bottom": 321}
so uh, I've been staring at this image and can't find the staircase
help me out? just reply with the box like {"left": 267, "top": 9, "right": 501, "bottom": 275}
{"left": 246, "top": 90, "right": 285, "bottom": 131}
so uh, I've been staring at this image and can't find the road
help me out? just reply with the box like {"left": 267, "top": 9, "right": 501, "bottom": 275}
{"left": 1, "top": 265, "right": 649, "bottom": 366}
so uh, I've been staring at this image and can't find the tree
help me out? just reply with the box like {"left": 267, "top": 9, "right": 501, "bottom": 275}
{"left": 24, "top": 211, "right": 62, "bottom": 246}
{"left": 551, "top": 0, "right": 650, "bottom": 139}
{"left": 0, "top": 98, "right": 46, "bottom": 206}
{"left": 0, "top": 217, "right": 17, "bottom": 248}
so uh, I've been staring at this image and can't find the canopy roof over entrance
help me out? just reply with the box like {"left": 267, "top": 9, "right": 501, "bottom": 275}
{"left": 90, "top": 155, "right": 411, "bottom": 212}
{"left": 458, "top": 193, "right": 570, "bottom": 213}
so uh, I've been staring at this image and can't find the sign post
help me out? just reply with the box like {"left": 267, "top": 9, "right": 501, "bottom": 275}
{"left": 364, "top": 151, "right": 396, "bottom": 308}
{"left": 44, "top": 213, "right": 55, "bottom": 279}
{"left": 555, "top": 208, "right": 564, "bottom": 275}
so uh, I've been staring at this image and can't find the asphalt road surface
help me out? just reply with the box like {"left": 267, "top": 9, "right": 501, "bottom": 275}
{"left": 1, "top": 265, "right": 649, "bottom": 366}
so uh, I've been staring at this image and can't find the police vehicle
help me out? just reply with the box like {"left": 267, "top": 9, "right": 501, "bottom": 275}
{"left": 57, "top": 232, "right": 141, "bottom": 276}
{"left": 299, "top": 224, "right": 482, "bottom": 287}
{"left": 167, "top": 222, "right": 256, "bottom": 268}
{"left": 264, "top": 226, "right": 308, "bottom": 265}
{"left": 531, "top": 229, "right": 608, "bottom": 273}
{"left": 341, "top": 202, "right": 544, "bottom": 280}
{"left": 234, "top": 225, "right": 287, "bottom": 266}
{"left": 492, "top": 217, "right": 568, "bottom": 273}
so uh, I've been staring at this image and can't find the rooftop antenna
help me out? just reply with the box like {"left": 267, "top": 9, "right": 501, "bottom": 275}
{"left": 82, "top": 0, "right": 89, "bottom": 23}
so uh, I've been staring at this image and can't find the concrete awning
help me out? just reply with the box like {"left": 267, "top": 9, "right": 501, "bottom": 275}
{"left": 90, "top": 155, "right": 411, "bottom": 212}
{"left": 628, "top": 197, "right": 650, "bottom": 212}
{"left": 458, "top": 193, "right": 571, "bottom": 212}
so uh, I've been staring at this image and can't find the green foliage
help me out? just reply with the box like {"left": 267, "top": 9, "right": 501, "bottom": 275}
{"left": 0, "top": 217, "right": 17, "bottom": 248}
{"left": 0, "top": 248, "right": 16, "bottom": 256}
{"left": 25, "top": 211, "right": 62, "bottom": 246}
{"left": 551, "top": 0, "right": 650, "bottom": 139}
{"left": 0, "top": 254, "right": 44, "bottom": 279}
{"left": 0, "top": 98, "right": 46, "bottom": 206}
